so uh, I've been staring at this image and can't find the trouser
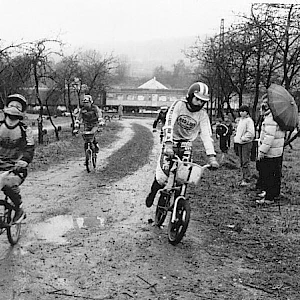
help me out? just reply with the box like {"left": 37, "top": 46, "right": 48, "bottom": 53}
{"left": 258, "top": 156, "right": 282, "bottom": 200}
{"left": 1, "top": 171, "right": 26, "bottom": 208}
{"left": 150, "top": 142, "right": 191, "bottom": 196}
{"left": 84, "top": 123, "right": 99, "bottom": 148}
{"left": 219, "top": 136, "right": 228, "bottom": 153}
{"left": 236, "top": 142, "right": 253, "bottom": 181}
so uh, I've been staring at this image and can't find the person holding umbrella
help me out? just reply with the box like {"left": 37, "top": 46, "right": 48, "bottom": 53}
{"left": 255, "top": 84, "right": 299, "bottom": 204}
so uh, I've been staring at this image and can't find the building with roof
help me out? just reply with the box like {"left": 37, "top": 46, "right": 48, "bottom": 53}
{"left": 105, "top": 77, "right": 186, "bottom": 113}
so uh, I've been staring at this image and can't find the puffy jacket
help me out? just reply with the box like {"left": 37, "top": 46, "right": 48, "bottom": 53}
{"left": 258, "top": 110, "right": 285, "bottom": 158}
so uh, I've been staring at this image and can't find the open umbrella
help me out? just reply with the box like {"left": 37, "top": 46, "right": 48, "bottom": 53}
{"left": 267, "top": 84, "right": 299, "bottom": 131}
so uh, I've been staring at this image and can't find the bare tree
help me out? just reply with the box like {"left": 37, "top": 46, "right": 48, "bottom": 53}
{"left": 23, "top": 38, "right": 63, "bottom": 144}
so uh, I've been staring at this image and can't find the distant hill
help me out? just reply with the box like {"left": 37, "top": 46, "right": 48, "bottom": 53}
{"left": 85, "top": 36, "right": 200, "bottom": 77}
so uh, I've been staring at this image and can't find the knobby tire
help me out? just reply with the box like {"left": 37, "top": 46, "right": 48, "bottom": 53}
{"left": 85, "top": 149, "right": 92, "bottom": 173}
{"left": 92, "top": 152, "right": 97, "bottom": 169}
{"left": 168, "top": 199, "right": 191, "bottom": 245}
{"left": 6, "top": 209, "right": 21, "bottom": 245}
{"left": 155, "top": 194, "right": 169, "bottom": 226}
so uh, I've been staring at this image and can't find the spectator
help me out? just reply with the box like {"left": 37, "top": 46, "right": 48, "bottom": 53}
{"left": 255, "top": 94, "right": 285, "bottom": 204}
{"left": 233, "top": 105, "right": 255, "bottom": 186}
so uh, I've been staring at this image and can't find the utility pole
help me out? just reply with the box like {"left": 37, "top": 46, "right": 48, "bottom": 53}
{"left": 217, "top": 18, "right": 225, "bottom": 118}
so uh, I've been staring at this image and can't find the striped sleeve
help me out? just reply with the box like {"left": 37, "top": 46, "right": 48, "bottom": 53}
{"left": 163, "top": 100, "right": 180, "bottom": 143}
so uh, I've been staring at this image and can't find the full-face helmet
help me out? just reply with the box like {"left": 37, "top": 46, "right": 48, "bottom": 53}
{"left": 3, "top": 94, "right": 27, "bottom": 119}
{"left": 186, "top": 82, "right": 209, "bottom": 112}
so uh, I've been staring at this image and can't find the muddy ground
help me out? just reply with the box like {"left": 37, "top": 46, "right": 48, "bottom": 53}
{"left": 0, "top": 117, "right": 299, "bottom": 300}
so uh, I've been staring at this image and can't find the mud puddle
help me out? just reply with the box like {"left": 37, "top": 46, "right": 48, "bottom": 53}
{"left": 27, "top": 215, "right": 106, "bottom": 244}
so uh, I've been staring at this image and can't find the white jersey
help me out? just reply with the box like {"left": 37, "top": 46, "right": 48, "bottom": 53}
{"left": 163, "top": 100, "right": 215, "bottom": 155}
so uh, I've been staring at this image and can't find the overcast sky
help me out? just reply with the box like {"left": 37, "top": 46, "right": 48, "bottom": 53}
{"left": 0, "top": 0, "right": 297, "bottom": 51}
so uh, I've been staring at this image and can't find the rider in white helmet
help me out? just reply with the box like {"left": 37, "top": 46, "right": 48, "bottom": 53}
{"left": 0, "top": 94, "right": 35, "bottom": 223}
{"left": 74, "top": 95, "right": 104, "bottom": 152}
{"left": 145, "top": 82, "right": 219, "bottom": 208}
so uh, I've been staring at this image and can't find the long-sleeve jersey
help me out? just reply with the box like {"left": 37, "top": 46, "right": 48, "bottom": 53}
{"left": 0, "top": 120, "right": 35, "bottom": 170}
{"left": 76, "top": 105, "right": 103, "bottom": 125}
{"left": 163, "top": 100, "right": 216, "bottom": 156}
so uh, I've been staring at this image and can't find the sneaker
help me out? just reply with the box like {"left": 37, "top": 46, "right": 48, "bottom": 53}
{"left": 13, "top": 207, "right": 26, "bottom": 224}
{"left": 145, "top": 193, "right": 155, "bottom": 208}
{"left": 257, "top": 191, "right": 266, "bottom": 198}
{"left": 255, "top": 198, "right": 274, "bottom": 205}
{"left": 240, "top": 180, "right": 250, "bottom": 187}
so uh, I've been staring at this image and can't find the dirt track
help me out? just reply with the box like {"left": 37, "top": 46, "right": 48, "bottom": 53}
{"left": 0, "top": 117, "right": 297, "bottom": 300}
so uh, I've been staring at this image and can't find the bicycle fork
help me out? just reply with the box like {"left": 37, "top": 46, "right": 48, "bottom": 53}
{"left": 170, "top": 184, "right": 187, "bottom": 223}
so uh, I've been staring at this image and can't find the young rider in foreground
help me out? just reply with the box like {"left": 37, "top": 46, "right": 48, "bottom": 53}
{"left": 74, "top": 95, "right": 104, "bottom": 152}
{"left": 145, "top": 82, "right": 219, "bottom": 208}
{"left": 0, "top": 94, "right": 35, "bottom": 223}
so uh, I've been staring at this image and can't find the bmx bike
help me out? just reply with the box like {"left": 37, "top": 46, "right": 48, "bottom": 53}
{"left": 82, "top": 131, "right": 98, "bottom": 173}
{"left": 0, "top": 171, "right": 23, "bottom": 245}
{"left": 154, "top": 142, "right": 209, "bottom": 245}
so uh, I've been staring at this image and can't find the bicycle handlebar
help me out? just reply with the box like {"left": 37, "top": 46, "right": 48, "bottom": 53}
{"left": 172, "top": 155, "right": 211, "bottom": 170}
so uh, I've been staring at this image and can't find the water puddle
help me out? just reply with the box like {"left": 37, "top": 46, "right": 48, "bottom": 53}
{"left": 29, "top": 215, "right": 105, "bottom": 244}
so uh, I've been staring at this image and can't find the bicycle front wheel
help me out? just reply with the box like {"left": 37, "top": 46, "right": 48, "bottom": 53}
{"left": 85, "top": 149, "right": 92, "bottom": 173}
{"left": 155, "top": 194, "right": 169, "bottom": 226}
{"left": 6, "top": 209, "right": 21, "bottom": 245}
{"left": 168, "top": 198, "right": 190, "bottom": 245}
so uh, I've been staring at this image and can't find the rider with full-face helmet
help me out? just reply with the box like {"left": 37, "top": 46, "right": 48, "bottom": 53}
{"left": 0, "top": 94, "right": 35, "bottom": 223}
{"left": 74, "top": 95, "right": 104, "bottom": 152}
{"left": 145, "top": 82, "right": 219, "bottom": 208}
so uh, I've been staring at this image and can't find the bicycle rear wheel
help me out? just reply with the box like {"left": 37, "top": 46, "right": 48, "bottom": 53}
{"left": 155, "top": 194, "right": 169, "bottom": 226}
{"left": 6, "top": 209, "right": 21, "bottom": 245}
{"left": 168, "top": 198, "right": 190, "bottom": 245}
{"left": 85, "top": 149, "right": 92, "bottom": 172}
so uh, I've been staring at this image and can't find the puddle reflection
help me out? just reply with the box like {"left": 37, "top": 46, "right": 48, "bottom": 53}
{"left": 30, "top": 215, "right": 105, "bottom": 244}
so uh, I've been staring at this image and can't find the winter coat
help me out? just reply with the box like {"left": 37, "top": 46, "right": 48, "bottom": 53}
{"left": 258, "top": 110, "right": 285, "bottom": 158}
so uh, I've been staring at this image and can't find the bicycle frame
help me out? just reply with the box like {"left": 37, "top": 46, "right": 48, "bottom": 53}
{"left": 82, "top": 131, "right": 97, "bottom": 172}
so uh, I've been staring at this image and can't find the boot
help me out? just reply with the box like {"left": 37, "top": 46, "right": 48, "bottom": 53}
{"left": 145, "top": 179, "right": 162, "bottom": 208}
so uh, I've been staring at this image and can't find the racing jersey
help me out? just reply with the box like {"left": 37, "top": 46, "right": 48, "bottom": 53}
{"left": 0, "top": 120, "right": 35, "bottom": 170}
{"left": 76, "top": 105, "right": 103, "bottom": 125}
{"left": 163, "top": 100, "right": 215, "bottom": 155}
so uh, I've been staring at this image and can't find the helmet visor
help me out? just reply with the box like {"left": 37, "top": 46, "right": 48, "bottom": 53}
{"left": 3, "top": 106, "right": 24, "bottom": 119}
{"left": 194, "top": 92, "right": 209, "bottom": 101}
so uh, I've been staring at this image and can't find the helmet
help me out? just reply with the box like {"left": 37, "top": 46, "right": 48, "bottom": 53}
{"left": 3, "top": 94, "right": 27, "bottom": 119}
{"left": 186, "top": 82, "right": 209, "bottom": 102}
{"left": 160, "top": 106, "right": 168, "bottom": 111}
{"left": 83, "top": 95, "right": 93, "bottom": 104}
{"left": 186, "top": 82, "right": 209, "bottom": 112}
